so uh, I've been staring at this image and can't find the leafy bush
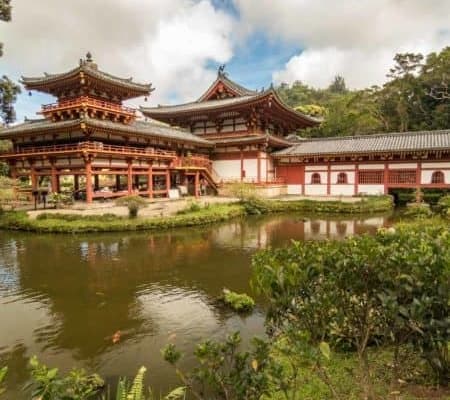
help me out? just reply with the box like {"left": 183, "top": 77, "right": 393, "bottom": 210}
{"left": 26, "top": 356, "right": 104, "bottom": 400}
{"left": 221, "top": 288, "right": 255, "bottom": 312}
{"left": 436, "top": 195, "right": 450, "bottom": 215}
{"left": 228, "top": 182, "right": 258, "bottom": 201}
{"left": 115, "top": 195, "right": 148, "bottom": 218}
{"left": 403, "top": 202, "right": 433, "bottom": 219}
{"left": 252, "top": 220, "right": 450, "bottom": 394}
{"left": 177, "top": 199, "right": 202, "bottom": 214}
{"left": 48, "top": 192, "right": 73, "bottom": 208}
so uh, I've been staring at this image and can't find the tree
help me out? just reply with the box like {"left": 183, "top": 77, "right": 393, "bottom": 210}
{"left": 328, "top": 75, "right": 347, "bottom": 94}
{"left": 0, "top": 0, "right": 21, "bottom": 126}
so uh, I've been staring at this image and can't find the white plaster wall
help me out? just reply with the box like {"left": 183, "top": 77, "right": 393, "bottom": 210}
{"left": 212, "top": 160, "right": 241, "bottom": 181}
{"left": 287, "top": 184, "right": 302, "bottom": 195}
{"left": 305, "top": 165, "right": 327, "bottom": 171}
{"left": 359, "top": 164, "right": 383, "bottom": 170}
{"left": 331, "top": 171, "right": 355, "bottom": 184}
{"left": 357, "top": 185, "right": 384, "bottom": 195}
{"left": 421, "top": 170, "right": 450, "bottom": 184}
{"left": 330, "top": 185, "right": 355, "bottom": 196}
{"left": 243, "top": 159, "right": 258, "bottom": 181}
{"left": 304, "top": 185, "right": 327, "bottom": 195}
{"left": 305, "top": 171, "right": 327, "bottom": 184}
{"left": 331, "top": 164, "right": 355, "bottom": 170}
{"left": 389, "top": 163, "right": 418, "bottom": 169}
{"left": 422, "top": 162, "right": 450, "bottom": 169}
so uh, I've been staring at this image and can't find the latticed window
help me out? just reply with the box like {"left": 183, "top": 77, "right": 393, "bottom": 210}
{"left": 337, "top": 172, "right": 348, "bottom": 184}
{"left": 358, "top": 171, "right": 383, "bottom": 184}
{"left": 388, "top": 170, "right": 417, "bottom": 185}
{"left": 311, "top": 173, "right": 321, "bottom": 184}
{"left": 431, "top": 171, "right": 445, "bottom": 184}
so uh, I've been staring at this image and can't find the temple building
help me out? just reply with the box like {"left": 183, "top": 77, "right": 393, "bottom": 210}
{"left": 0, "top": 54, "right": 215, "bottom": 202}
{"left": 1, "top": 55, "right": 449, "bottom": 202}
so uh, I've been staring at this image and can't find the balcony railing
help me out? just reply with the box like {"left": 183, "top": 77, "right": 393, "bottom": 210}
{"left": 41, "top": 96, "right": 136, "bottom": 115}
{"left": 1, "top": 142, "right": 177, "bottom": 158}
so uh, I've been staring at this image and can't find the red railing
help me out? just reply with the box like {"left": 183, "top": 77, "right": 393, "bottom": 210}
{"left": 1, "top": 142, "right": 177, "bottom": 158}
{"left": 41, "top": 96, "right": 136, "bottom": 115}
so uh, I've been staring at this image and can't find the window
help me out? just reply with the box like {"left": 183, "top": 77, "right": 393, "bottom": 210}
{"left": 311, "top": 173, "right": 321, "bottom": 184}
{"left": 388, "top": 170, "right": 417, "bottom": 185}
{"left": 358, "top": 171, "right": 383, "bottom": 184}
{"left": 337, "top": 172, "right": 348, "bottom": 184}
{"left": 431, "top": 171, "right": 445, "bottom": 184}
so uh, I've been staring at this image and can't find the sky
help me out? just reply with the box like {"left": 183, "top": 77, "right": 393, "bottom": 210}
{"left": 1, "top": 0, "right": 449, "bottom": 122}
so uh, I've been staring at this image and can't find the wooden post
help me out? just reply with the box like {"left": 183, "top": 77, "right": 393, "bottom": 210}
{"left": 257, "top": 149, "right": 261, "bottom": 184}
{"left": 195, "top": 171, "right": 200, "bottom": 198}
{"left": 85, "top": 158, "right": 93, "bottom": 203}
{"left": 354, "top": 164, "right": 359, "bottom": 196}
{"left": 148, "top": 163, "right": 153, "bottom": 199}
{"left": 326, "top": 162, "right": 331, "bottom": 195}
{"left": 127, "top": 160, "right": 133, "bottom": 194}
{"left": 384, "top": 163, "right": 389, "bottom": 195}
{"left": 115, "top": 175, "right": 120, "bottom": 191}
{"left": 134, "top": 175, "right": 140, "bottom": 191}
{"left": 165, "top": 170, "right": 171, "bottom": 197}
{"left": 51, "top": 163, "right": 58, "bottom": 192}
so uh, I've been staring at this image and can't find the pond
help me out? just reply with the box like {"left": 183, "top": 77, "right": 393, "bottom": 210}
{"left": 0, "top": 212, "right": 396, "bottom": 398}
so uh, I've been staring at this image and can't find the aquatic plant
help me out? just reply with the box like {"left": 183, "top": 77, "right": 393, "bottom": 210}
{"left": 221, "top": 288, "right": 255, "bottom": 312}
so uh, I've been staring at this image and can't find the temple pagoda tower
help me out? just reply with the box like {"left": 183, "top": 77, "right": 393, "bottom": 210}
{"left": 141, "top": 69, "right": 319, "bottom": 183}
{"left": 0, "top": 54, "right": 214, "bottom": 203}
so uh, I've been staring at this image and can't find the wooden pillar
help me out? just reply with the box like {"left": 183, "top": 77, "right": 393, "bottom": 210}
{"left": 354, "top": 164, "right": 359, "bottom": 196}
{"left": 195, "top": 171, "right": 200, "bottom": 198}
{"left": 165, "top": 170, "right": 171, "bottom": 197}
{"left": 301, "top": 164, "right": 306, "bottom": 196}
{"left": 134, "top": 175, "right": 140, "bottom": 191}
{"left": 326, "top": 162, "right": 331, "bottom": 195}
{"left": 257, "top": 148, "right": 261, "bottom": 184}
{"left": 240, "top": 147, "right": 244, "bottom": 181}
{"left": 51, "top": 163, "right": 58, "bottom": 192}
{"left": 115, "top": 175, "right": 120, "bottom": 191}
{"left": 148, "top": 164, "right": 153, "bottom": 199}
{"left": 416, "top": 161, "right": 422, "bottom": 189}
{"left": 74, "top": 175, "right": 79, "bottom": 192}
{"left": 127, "top": 160, "right": 133, "bottom": 195}
{"left": 85, "top": 158, "right": 93, "bottom": 204}
{"left": 383, "top": 163, "right": 389, "bottom": 195}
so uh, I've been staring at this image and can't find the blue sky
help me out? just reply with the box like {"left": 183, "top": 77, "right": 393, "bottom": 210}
{"left": 1, "top": 0, "right": 448, "bottom": 123}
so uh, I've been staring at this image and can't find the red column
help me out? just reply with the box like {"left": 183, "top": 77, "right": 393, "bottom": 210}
{"left": 127, "top": 161, "right": 133, "bottom": 195}
{"left": 30, "top": 165, "right": 37, "bottom": 191}
{"left": 165, "top": 170, "right": 171, "bottom": 197}
{"left": 257, "top": 149, "right": 261, "bottom": 184}
{"left": 148, "top": 163, "right": 153, "bottom": 199}
{"left": 51, "top": 164, "right": 58, "bottom": 193}
{"left": 354, "top": 164, "right": 359, "bottom": 196}
{"left": 301, "top": 163, "right": 305, "bottom": 195}
{"left": 416, "top": 161, "right": 422, "bottom": 189}
{"left": 326, "top": 163, "right": 331, "bottom": 195}
{"left": 195, "top": 171, "right": 200, "bottom": 198}
{"left": 383, "top": 163, "right": 389, "bottom": 194}
{"left": 85, "top": 159, "right": 93, "bottom": 203}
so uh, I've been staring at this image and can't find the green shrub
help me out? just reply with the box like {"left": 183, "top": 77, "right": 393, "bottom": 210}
{"left": 221, "top": 288, "right": 255, "bottom": 312}
{"left": 48, "top": 192, "right": 73, "bottom": 208}
{"left": 115, "top": 195, "right": 148, "bottom": 218}
{"left": 403, "top": 202, "right": 433, "bottom": 219}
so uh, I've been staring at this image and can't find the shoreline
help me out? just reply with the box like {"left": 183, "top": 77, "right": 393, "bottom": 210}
{"left": 0, "top": 196, "right": 394, "bottom": 234}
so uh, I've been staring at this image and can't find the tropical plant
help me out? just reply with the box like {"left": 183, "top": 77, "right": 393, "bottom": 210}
{"left": 0, "top": 366, "right": 7, "bottom": 397}
{"left": 115, "top": 195, "right": 148, "bottom": 218}
{"left": 221, "top": 288, "right": 255, "bottom": 312}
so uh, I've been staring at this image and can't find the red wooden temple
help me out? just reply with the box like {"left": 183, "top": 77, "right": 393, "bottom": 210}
{"left": 1, "top": 54, "right": 449, "bottom": 202}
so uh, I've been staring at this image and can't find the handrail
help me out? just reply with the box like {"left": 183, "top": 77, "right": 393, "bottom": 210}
{"left": 41, "top": 96, "right": 136, "bottom": 115}
{"left": 1, "top": 141, "right": 177, "bottom": 158}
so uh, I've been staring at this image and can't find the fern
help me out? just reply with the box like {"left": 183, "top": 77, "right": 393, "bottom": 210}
{"left": 115, "top": 376, "right": 128, "bottom": 400}
{"left": 128, "top": 366, "right": 146, "bottom": 400}
{"left": 163, "top": 386, "right": 186, "bottom": 400}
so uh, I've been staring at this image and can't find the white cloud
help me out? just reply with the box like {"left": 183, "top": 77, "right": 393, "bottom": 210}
{"left": 0, "top": 0, "right": 235, "bottom": 118}
{"left": 234, "top": 0, "right": 450, "bottom": 88}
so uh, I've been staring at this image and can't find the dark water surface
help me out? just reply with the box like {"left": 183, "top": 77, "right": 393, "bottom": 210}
{"left": 0, "top": 213, "right": 395, "bottom": 398}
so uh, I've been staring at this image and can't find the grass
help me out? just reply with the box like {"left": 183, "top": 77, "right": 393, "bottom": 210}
{"left": 266, "top": 345, "right": 448, "bottom": 400}
{"left": 0, "top": 195, "right": 394, "bottom": 234}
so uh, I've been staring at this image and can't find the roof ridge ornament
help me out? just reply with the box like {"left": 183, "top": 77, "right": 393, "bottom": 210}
{"left": 218, "top": 64, "right": 227, "bottom": 77}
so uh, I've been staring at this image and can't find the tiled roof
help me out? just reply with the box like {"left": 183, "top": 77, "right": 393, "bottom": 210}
{"left": 21, "top": 57, "right": 152, "bottom": 96}
{"left": 141, "top": 90, "right": 320, "bottom": 126}
{"left": 197, "top": 74, "right": 258, "bottom": 102}
{"left": 273, "top": 130, "right": 450, "bottom": 157}
{"left": 0, "top": 118, "right": 212, "bottom": 147}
